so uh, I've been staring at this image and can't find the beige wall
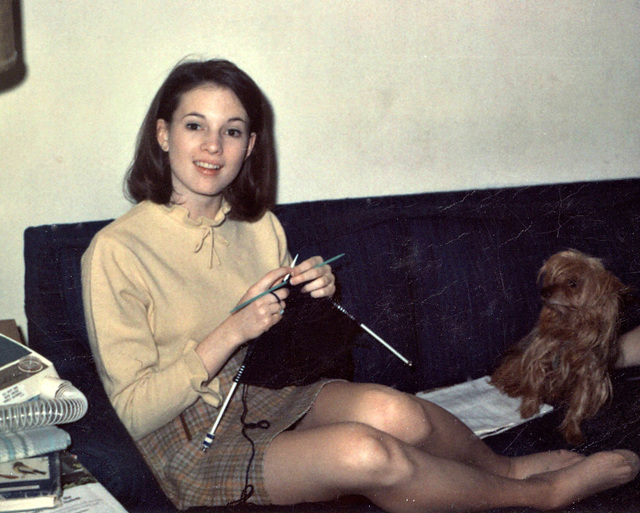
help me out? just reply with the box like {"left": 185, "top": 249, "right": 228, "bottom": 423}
{"left": 1, "top": 1, "right": 639, "bottom": 335}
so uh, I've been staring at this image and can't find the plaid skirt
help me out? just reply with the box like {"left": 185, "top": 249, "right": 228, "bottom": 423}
{"left": 136, "top": 350, "right": 331, "bottom": 510}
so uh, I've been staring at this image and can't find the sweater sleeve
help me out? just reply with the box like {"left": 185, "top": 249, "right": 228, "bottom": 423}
{"left": 81, "top": 234, "right": 219, "bottom": 440}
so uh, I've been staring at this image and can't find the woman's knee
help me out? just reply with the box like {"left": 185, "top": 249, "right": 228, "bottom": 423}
{"left": 264, "top": 422, "right": 417, "bottom": 503}
{"left": 334, "top": 423, "right": 416, "bottom": 488}
{"left": 355, "top": 385, "right": 433, "bottom": 445}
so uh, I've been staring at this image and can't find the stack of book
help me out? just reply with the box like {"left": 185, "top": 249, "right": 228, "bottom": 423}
{"left": 1, "top": 429, "right": 129, "bottom": 513}
{"left": 0, "top": 323, "right": 73, "bottom": 512}
{"left": 0, "top": 428, "right": 70, "bottom": 511}
{"left": 0, "top": 322, "right": 126, "bottom": 513}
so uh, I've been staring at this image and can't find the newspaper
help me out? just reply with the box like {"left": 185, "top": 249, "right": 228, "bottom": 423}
{"left": 417, "top": 376, "right": 553, "bottom": 438}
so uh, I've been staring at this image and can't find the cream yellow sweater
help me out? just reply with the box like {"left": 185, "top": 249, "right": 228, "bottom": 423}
{"left": 82, "top": 200, "right": 290, "bottom": 440}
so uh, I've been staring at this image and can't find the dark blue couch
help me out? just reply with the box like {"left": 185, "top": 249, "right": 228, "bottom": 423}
{"left": 24, "top": 178, "right": 640, "bottom": 512}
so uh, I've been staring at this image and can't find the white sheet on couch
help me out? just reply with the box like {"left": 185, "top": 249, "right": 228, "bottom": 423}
{"left": 416, "top": 376, "right": 553, "bottom": 438}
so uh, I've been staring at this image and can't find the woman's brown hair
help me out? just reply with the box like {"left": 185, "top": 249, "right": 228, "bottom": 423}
{"left": 125, "top": 58, "right": 277, "bottom": 221}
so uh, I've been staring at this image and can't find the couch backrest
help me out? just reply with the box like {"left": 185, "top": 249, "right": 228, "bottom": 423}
{"left": 25, "top": 219, "right": 112, "bottom": 388}
{"left": 25, "top": 178, "right": 640, "bottom": 396}
{"left": 272, "top": 178, "right": 640, "bottom": 392}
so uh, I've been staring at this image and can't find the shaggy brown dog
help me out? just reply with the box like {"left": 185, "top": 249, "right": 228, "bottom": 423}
{"left": 491, "top": 249, "right": 629, "bottom": 444}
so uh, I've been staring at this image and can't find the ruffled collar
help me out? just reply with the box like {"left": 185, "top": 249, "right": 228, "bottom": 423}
{"left": 161, "top": 199, "right": 231, "bottom": 267}
{"left": 162, "top": 199, "right": 231, "bottom": 228}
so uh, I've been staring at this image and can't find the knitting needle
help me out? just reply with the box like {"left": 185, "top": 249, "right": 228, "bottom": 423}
{"left": 229, "top": 282, "right": 288, "bottom": 314}
{"left": 228, "top": 254, "right": 298, "bottom": 315}
{"left": 282, "top": 253, "right": 299, "bottom": 282}
{"left": 201, "top": 362, "right": 247, "bottom": 452}
{"left": 313, "top": 253, "right": 345, "bottom": 269}
{"left": 229, "top": 254, "right": 345, "bottom": 314}
{"left": 331, "top": 300, "right": 413, "bottom": 367}
{"left": 360, "top": 323, "right": 413, "bottom": 367}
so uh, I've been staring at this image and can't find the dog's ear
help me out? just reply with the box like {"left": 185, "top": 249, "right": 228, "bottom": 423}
{"left": 590, "top": 269, "right": 630, "bottom": 309}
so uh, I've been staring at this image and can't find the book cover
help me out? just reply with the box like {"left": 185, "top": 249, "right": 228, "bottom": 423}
{"left": 0, "top": 450, "right": 61, "bottom": 511}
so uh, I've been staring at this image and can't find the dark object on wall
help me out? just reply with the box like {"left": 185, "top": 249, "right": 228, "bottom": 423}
{"left": 0, "top": 0, "right": 18, "bottom": 73}
{"left": 0, "top": 0, "right": 25, "bottom": 91}
{"left": 0, "top": 0, "right": 16, "bottom": 73}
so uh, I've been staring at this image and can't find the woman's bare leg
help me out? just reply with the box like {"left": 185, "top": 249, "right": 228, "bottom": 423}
{"left": 298, "top": 382, "right": 583, "bottom": 478}
{"left": 263, "top": 421, "right": 639, "bottom": 512}
{"left": 616, "top": 325, "right": 640, "bottom": 367}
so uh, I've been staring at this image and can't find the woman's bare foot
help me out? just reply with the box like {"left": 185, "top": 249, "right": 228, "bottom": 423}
{"left": 530, "top": 450, "right": 639, "bottom": 509}
{"left": 507, "top": 450, "right": 585, "bottom": 479}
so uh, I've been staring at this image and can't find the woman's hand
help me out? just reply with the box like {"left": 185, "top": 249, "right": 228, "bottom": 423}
{"left": 195, "top": 267, "right": 290, "bottom": 379}
{"left": 230, "top": 267, "right": 291, "bottom": 342}
{"left": 288, "top": 256, "right": 336, "bottom": 298}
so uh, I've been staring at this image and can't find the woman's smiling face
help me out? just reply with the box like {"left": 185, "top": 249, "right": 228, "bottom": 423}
{"left": 156, "top": 84, "right": 256, "bottom": 219}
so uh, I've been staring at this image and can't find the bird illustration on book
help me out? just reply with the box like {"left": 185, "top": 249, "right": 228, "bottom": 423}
{"left": 13, "top": 460, "right": 47, "bottom": 475}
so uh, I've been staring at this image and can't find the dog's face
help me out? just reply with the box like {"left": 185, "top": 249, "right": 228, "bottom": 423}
{"left": 538, "top": 249, "right": 626, "bottom": 312}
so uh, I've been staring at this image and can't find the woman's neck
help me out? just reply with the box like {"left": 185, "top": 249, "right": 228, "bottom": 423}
{"left": 171, "top": 194, "right": 223, "bottom": 221}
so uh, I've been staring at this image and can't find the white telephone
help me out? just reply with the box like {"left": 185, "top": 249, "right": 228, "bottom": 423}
{"left": 0, "top": 333, "right": 88, "bottom": 432}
